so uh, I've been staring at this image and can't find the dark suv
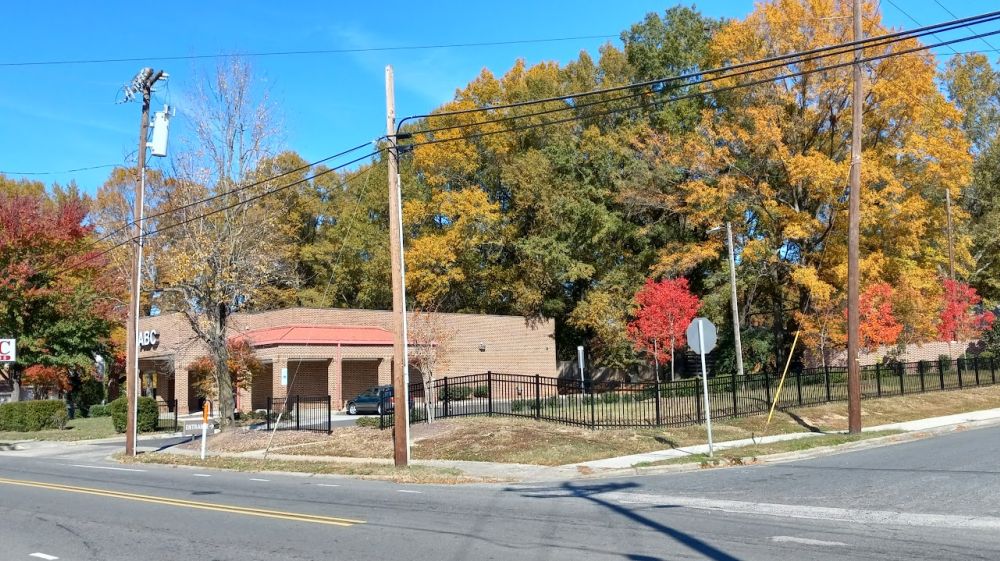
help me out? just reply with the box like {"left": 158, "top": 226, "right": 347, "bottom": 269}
{"left": 346, "top": 385, "right": 393, "bottom": 415}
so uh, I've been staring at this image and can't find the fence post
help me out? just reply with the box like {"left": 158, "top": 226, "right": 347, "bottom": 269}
{"left": 897, "top": 363, "right": 904, "bottom": 395}
{"left": 731, "top": 374, "right": 738, "bottom": 417}
{"left": 443, "top": 377, "right": 450, "bottom": 418}
{"left": 875, "top": 363, "right": 882, "bottom": 398}
{"left": 696, "top": 379, "right": 703, "bottom": 423}
{"left": 824, "top": 364, "right": 831, "bottom": 402}
{"left": 173, "top": 399, "right": 178, "bottom": 431}
{"left": 763, "top": 370, "right": 772, "bottom": 410}
{"left": 795, "top": 369, "right": 803, "bottom": 406}
{"left": 918, "top": 361, "right": 926, "bottom": 392}
{"left": 534, "top": 374, "right": 541, "bottom": 420}
{"left": 295, "top": 395, "right": 300, "bottom": 431}
{"left": 589, "top": 384, "right": 596, "bottom": 429}
{"left": 327, "top": 395, "right": 332, "bottom": 434}
{"left": 266, "top": 397, "right": 272, "bottom": 431}
{"left": 992, "top": 356, "right": 997, "bottom": 384}
{"left": 974, "top": 356, "right": 981, "bottom": 386}
{"left": 655, "top": 378, "right": 662, "bottom": 425}
{"left": 958, "top": 358, "right": 964, "bottom": 389}
{"left": 487, "top": 371, "right": 493, "bottom": 417}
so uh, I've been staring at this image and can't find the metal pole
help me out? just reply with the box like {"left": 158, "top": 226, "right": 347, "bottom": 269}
{"left": 577, "top": 345, "right": 586, "bottom": 393}
{"left": 847, "top": 0, "right": 864, "bottom": 434}
{"left": 946, "top": 188, "right": 956, "bottom": 279}
{"left": 697, "top": 320, "right": 714, "bottom": 457}
{"left": 386, "top": 66, "right": 410, "bottom": 466}
{"left": 727, "top": 222, "right": 745, "bottom": 378}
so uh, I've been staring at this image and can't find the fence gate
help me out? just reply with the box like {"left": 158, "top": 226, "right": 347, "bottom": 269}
{"left": 266, "top": 395, "right": 332, "bottom": 433}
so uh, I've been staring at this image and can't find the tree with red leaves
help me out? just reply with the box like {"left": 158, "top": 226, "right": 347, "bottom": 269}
{"left": 939, "top": 279, "right": 995, "bottom": 353}
{"left": 627, "top": 277, "right": 701, "bottom": 381}
{"left": 0, "top": 177, "right": 120, "bottom": 398}
{"left": 858, "top": 282, "right": 904, "bottom": 353}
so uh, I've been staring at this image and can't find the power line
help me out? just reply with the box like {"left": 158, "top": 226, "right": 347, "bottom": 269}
{"left": 0, "top": 35, "right": 619, "bottom": 68}
{"left": 93, "top": 140, "right": 380, "bottom": 250}
{"left": 400, "top": 14, "right": 998, "bottom": 139}
{"left": 402, "top": 25, "right": 1000, "bottom": 150}
{"left": 0, "top": 163, "right": 121, "bottom": 175}
{"left": 398, "top": 9, "right": 1000, "bottom": 130}
{"left": 50, "top": 149, "right": 383, "bottom": 278}
{"left": 883, "top": 0, "right": 960, "bottom": 55}
{"left": 931, "top": 0, "right": 1000, "bottom": 54}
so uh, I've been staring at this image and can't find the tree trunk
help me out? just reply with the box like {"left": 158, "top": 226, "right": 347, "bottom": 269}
{"left": 214, "top": 341, "right": 233, "bottom": 429}
{"left": 422, "top": 373, "right": 435, "bottom": 423}
{"left": 670, "top": 336, "right": 675, "bottom": 382}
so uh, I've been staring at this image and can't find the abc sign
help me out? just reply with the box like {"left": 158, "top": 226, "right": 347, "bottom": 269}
{"left": 0, "top": 339, "right": 14, "bottom": 362}
{"left": 137, "top": 330, "right": 159, "bottom": 349}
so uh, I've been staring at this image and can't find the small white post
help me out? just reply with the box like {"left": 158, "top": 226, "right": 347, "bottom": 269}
{"left": 698, "top": 320, "right": 714, "bottom": 457}
{"left": 200, "top": 402, "right": 208, "bottom": 460}
{"left": 577, "top": 345, "right": 586, "bottom": 393}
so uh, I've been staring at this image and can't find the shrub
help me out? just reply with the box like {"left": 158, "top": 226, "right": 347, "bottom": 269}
{"left": 473, "top": 385, "right": 489, "bottom": 398}
{"left": 50, "top": 408, "right": 69, "bottom": 430}
{"left": 109, "top": 396, "right": 158, "bottom": 433}
{"left": 355, "top": 416, "right": 380, "bottom": 428}
{"left": 511, "top": 399, "right": 539, "bottom": 412}
{"left": 938, "top": 355, "right": 953, "bottom": 371}
{"left": 88, "top": 404, "right": 110, "bottom": 417}
{"left": 438, "top": 385, "right": 474, "bottom": 401}
{"left": 0, "top": 400, "right": 68, "bottom": 431}
{"left": 71, "top": 378, "right": 105, "bottom": 418}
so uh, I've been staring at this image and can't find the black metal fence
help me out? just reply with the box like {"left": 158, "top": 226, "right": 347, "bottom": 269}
{"left": 384, "top": 356, "right": 1000, "bottom": 430}
{"left": 157, "top": 399, "right": 178, "bottom": 431}
{"left": 266, "top": 395, "right": 332, "bottom": 433}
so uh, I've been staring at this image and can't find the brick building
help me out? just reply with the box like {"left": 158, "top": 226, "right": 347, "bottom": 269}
{"left": 137, "top": 307, "right": 556, "bottom": 413}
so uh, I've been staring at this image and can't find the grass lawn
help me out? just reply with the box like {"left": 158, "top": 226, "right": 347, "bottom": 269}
{"left": 120, "top": 453, "right": 488, "bottom": 484}
{"left": 0, "top": 416, "right": 117, "bottom": 442}
{"left": 634, "top": 430, "right": 902, "bottom": 468}
{"left": 131, "top": 383, "right": 1000, "bottom": 468}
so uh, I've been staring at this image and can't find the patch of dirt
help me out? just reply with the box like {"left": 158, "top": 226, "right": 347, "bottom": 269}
{"left": 179, "top": 429, "right": 328, "bottom": 453}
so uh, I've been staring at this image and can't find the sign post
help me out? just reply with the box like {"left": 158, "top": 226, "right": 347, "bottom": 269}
{"left": 686, "top": 318, "right": 717, "bottom": 457}
{"left": 577, "top": 346, "right": 586, "bottom": 394}
{"left": 201, "top": 402, "right": 209, "bottom": 460}
{"left": 0, "top": 339, "right": 15, "bottom": 363}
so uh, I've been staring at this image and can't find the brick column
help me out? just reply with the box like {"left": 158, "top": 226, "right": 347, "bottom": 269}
{"left": 272, "top": 357, "right": 288, "bottom": 400}
{"left": 328, "top": 354, "right": 342, "bottom": 410}
{"left": 174, "top": 364, "right": 190, "bottom": 413}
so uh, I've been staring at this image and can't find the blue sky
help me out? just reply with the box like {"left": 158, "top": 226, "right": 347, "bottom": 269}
{"left": 1, "top": 1, "right": 997, "bottom": 194}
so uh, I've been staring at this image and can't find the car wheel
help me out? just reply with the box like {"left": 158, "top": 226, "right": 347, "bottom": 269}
{"left": 348, "top": 403, "right": 357, "bottom": 415}
{"left": 376, "top": 403, "right": 382, "bottom": 415}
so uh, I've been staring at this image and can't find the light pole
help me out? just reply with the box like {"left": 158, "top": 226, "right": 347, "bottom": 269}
{"left": 709, "top": 223, "right": 745, "bottom": 378}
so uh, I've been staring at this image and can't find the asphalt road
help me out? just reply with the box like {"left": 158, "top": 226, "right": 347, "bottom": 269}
{"left": 2, "top": 425, "right": 1000, "bottom": 560}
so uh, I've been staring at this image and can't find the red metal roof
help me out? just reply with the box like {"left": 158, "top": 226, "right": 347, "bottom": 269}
{"left": 237, "top": 325, "right": 394, "bottom": 347}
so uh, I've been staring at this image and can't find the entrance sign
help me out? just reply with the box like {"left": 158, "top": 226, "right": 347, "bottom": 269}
{"left": 0, "top": 339, "right": 15, "bottom": 362}
{"left": 686, "top": 317, "right": 716, "bottom": 457}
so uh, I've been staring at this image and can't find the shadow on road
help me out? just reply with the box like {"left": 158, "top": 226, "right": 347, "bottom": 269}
{"left": 513, "top": 482, "right": 743, "bottom": 561}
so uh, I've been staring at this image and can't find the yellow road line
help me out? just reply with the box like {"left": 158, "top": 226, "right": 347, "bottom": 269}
{"left": 0, "top": 476, "right": 365, "bottom": 527}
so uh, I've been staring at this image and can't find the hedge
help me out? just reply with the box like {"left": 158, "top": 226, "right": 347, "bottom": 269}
{"left": 109, "top": 396, "right": 158, "bottom": 433}
{"left": 0, "top": 400, "right": 68, "bottom": 432}
{"left": 438, "top": 386, "right": 474, "bottom": 401}
{"left": 88, "top": 404, "right": 110, "bottom": 417}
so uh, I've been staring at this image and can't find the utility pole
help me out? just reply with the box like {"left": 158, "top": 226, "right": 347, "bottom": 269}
{"left": 726, "top": 221, "right": 745, "bottom": 378}
{"left": 945, "top": 188, "right": 956, "bottom": 279}
{"left": 124, "top": 68, "right": 165, "bottom": 457}
{"left": 847, "top": 0, "right": 863, "bottom": 435}
{"left": 386, "top": 65, "right": 411, "bottom": 467}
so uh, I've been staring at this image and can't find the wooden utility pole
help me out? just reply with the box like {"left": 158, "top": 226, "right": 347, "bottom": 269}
{"left": 125, "top": 68, "right": 164, "bottom": 457}
{"left": 726, "top": 221, "right": 745, "bottom": 378}
{"left": 386, "top": 65, "right": 411, "bottom": 466}
{"left": 945, "top": 188, "right": 956, "bottom": 279}
{"left": 847, "top": 0, "right": 863, "bottom": 434}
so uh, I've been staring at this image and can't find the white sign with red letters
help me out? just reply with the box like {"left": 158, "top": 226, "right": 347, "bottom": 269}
{"left": 0, "top": 339, "right": 15, "bottom": 362}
